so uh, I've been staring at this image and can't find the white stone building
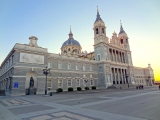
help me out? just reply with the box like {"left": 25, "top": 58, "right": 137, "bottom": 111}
{"left": 0, "top": 8, "right": 154, "bottom": 95}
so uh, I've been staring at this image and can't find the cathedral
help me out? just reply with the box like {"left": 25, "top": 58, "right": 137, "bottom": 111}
{"left": 0, "top": 8, "right": 155, "bottom": 95}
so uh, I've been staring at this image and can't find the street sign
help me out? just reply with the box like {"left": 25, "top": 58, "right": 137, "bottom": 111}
{"left": 14, "top": 82, "right": 18, "bottom": 88}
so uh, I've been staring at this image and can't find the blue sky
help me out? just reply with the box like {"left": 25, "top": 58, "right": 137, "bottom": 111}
{"left": 0, "top": 0, "right": 160, "bottom": 80}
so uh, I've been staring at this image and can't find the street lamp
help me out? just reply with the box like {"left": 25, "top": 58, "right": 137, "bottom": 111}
{"left": 43, "top": 66, "right": 50, "bottom": 95}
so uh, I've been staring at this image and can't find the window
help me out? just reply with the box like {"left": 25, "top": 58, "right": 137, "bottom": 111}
{"left": 58, "top": 79, "right": 62, "bottom": 87}
{"left": 58, "top": 63, "right": 62, "bottom": 69}
{"left": 47, "top": 79, "right": 52, "bottom": 88}
{"left": 83, "top": 79, "right": 88, "bottom": 86}
{"left": 76, "top": 64, "right": 79, "bottom": 70}
{"left": 67, "top": 79, "right": 72, "bottom": 87}
{"left": 9, "top": 59, "right": 10, "bottom": 67}
{"left": 102, "top": 28, "right": 104, "bottom": 34}
{"left": 90, "top": 65, "right": 92, "bottom": 71}
{"left": 76, "top": 79, "right": 80, "bottom": 87}
{"left": 90, "top": 79, "right": 93, "bottom": 86}
{"left": 67, "top": 64, "right": 70, "bottom": 69}
{"left": 90, "top": 74, "right": 92, "bottom": 78}
{"left": 48, "top": 62, "right": 51, "bottom": 68}
{"left": 83, "top": 65, "right": 85, "bottom": 71}
{"left": 97, "top": 54, "right": 101, "bottom": 61}
{"left": 121, "top": 39, "right": 123, "bottom": 44}
{"left": 12, "top": 55, "right": 14, "bottom": 65}
{"left": 96, "top": 28, "right": 99, "bottom": 34}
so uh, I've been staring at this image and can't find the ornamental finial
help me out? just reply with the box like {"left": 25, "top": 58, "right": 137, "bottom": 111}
{"left": 120, "top": 20, "right": 122, "bottom": 25}
{"left": 69, "top": 26, "right": 73, "bottom": 38}
{"left": 97, "top": 6, "right": 99, "bottom": 12}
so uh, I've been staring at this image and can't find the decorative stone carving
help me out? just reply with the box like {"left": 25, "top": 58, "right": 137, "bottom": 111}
{"left": 29, "top": 36, "right": 38, "bottom": 47}
{"left": 106, "top": 67, "right": 110, "bottom": 74}
{"left": 20, "top": 52, "right": 44, "bottom": 64}
{"left": 29, "top": 77, "right": 34, "bottom": 88}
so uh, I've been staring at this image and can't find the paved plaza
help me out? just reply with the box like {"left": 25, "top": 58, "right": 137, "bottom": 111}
{"left": 0, "top": 86, "right": 160, "bottom": 120}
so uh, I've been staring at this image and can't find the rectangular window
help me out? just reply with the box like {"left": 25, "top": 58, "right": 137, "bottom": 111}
{"left": 48, "top": 62, "right": 51, "bottom": 68}
{"left": 83, "top": 65, "right": 85, "bottom": 71}
{"left": 76, "top": 79, "right": 80, "bottom": 87}
{"left": 58, "top": 79, "right": 62, "bottom": 87}
{"left": 97, "top": 55, "right": 100, "bottom": 61}
{"left": 68, "top": 79, "right": 72, "bottom": 87}
{"left": 58, "top": 63, "right": 62, "bottom": 69}
{"left": 9, "top": 59, "right": 10, "bottom": 67}
{"left": 90, "top": 65, "right": 92, "bottom": 71}
{"left": 47, "top": 79, "right": 52, "bottom": 88}
{"left": 67, "top": 64, "right": 70, "bottom": 69}
{"left": 12, "top": 55, "right": 14, "bottom": 65}
{"left": 90, "top": 74, "right": 92, "bottom": 78}
{"left": 83, "top": 79, "right": 87, "bottom": 86}
{"left": 90, "top": 79, "right": 93, "bottom": 86}
{"left": 76, "top": 65, "right": 79, "bottom": 70}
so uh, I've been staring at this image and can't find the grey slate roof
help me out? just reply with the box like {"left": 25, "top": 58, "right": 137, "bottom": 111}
{"left": 61, "top": 38, "right": 81, "bottom": 48}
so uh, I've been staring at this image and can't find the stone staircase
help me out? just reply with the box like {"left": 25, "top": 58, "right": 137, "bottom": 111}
{"left": 111, "top": 84, "right": 137, "bottom": 89}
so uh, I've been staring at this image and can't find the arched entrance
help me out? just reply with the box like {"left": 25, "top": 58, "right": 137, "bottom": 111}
{"left": 25, "top": 71, "right": 37, "bottom": 95}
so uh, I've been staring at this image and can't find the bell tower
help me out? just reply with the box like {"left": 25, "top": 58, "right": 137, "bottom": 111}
{"left": 93, "top": 7, "right": 109, "bottom": 61}
{"left": 118, "top": 21, "right": 133, "bottom": 65}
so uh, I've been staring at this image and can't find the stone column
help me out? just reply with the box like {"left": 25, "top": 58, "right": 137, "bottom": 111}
{"left": 124, "top": 53, "right": 128, "bottom": 64}
{"left": 110, "top": 68, "right": 113, "bottom": 84}
{"left": 4, "top": 79, "right": 6, "bottom": 90}
{"left": 121, "top": 53, "right": 124, "bottom": 63}
{"left": 123, "top": 53, "right": 125, "bottom": 63}
{"left": 120, "top": 53, "right": 122, "bottom": 63}
{"left": 111, "top": 49, "right": 113, "bottom": 61}
{"left": 115, "top": 51, "right": 117, "bottom": 62}
{"left": 113, "top": 50, "right": 115, "bottom": 61}
{"left": 122, "top": 69, "right": 125, "bottom": 84}
{"left": 120, "top": 69, "right": 123, "bottom": 84}
{"left": 109, "top": 49, "right": 110, "bottom": 61}
{"left": 119, "top": 52, "right": 121, "bottom": 63}
{"left": 117, "top": 69, "right": 120, "bottom": 84}
{"left": 113, "top": 68, "right": 117, "bottom": 84}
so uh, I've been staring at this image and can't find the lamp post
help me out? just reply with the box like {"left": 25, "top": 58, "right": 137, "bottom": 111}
{"left": 43, "top": 66, "right": 50, "bottom": 95}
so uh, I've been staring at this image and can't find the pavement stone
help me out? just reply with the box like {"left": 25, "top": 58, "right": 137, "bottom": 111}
{"left": 0, "top": 87, "right": 159, "bottom": 120}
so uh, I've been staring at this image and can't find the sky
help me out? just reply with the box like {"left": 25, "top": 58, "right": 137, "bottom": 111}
{"left": 0, "top": 0, "right": 160, "bottom": 81}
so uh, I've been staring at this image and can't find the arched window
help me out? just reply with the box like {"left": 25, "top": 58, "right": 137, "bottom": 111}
{"left": 96, "top": 28, "right": 99, "bottom": 34}
{"left": 102, "top": 28, "right": 104, "bottom": 34}
{"left": 121, "top": 39, "right": 123, "bottom": 44}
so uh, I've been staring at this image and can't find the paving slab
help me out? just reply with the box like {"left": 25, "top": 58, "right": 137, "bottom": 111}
{"left": 9, "top": 105, "right": 54, "bottom": 115}
{"left": 55, "top": 97, "right": 111, "bottom": 106}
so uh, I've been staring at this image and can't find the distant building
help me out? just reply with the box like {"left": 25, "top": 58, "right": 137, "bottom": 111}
{"left": 0, "top": 8, "right": 154, "bottom": 95}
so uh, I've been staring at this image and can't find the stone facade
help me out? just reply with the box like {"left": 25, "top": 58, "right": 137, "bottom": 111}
{"left": 0, "top": 8, "right": 154, "bottom": 96}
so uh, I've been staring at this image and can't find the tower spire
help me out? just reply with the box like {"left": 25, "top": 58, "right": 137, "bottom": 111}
{"left": 95, "top": 6, "right": 102, "bottom": 22}
{"left": 69, "top": 26, "right": 73, "bottom": 38}
{"left": 119, "top": 20, "right": 125, "bottom": 34}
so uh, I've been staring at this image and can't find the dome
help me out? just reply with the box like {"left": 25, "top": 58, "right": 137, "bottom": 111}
{"left": 62, "top": 38, "right": 81, "bottom": 48}
{"left": 61, "top": 27, "right": 81, "bottom": 48}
